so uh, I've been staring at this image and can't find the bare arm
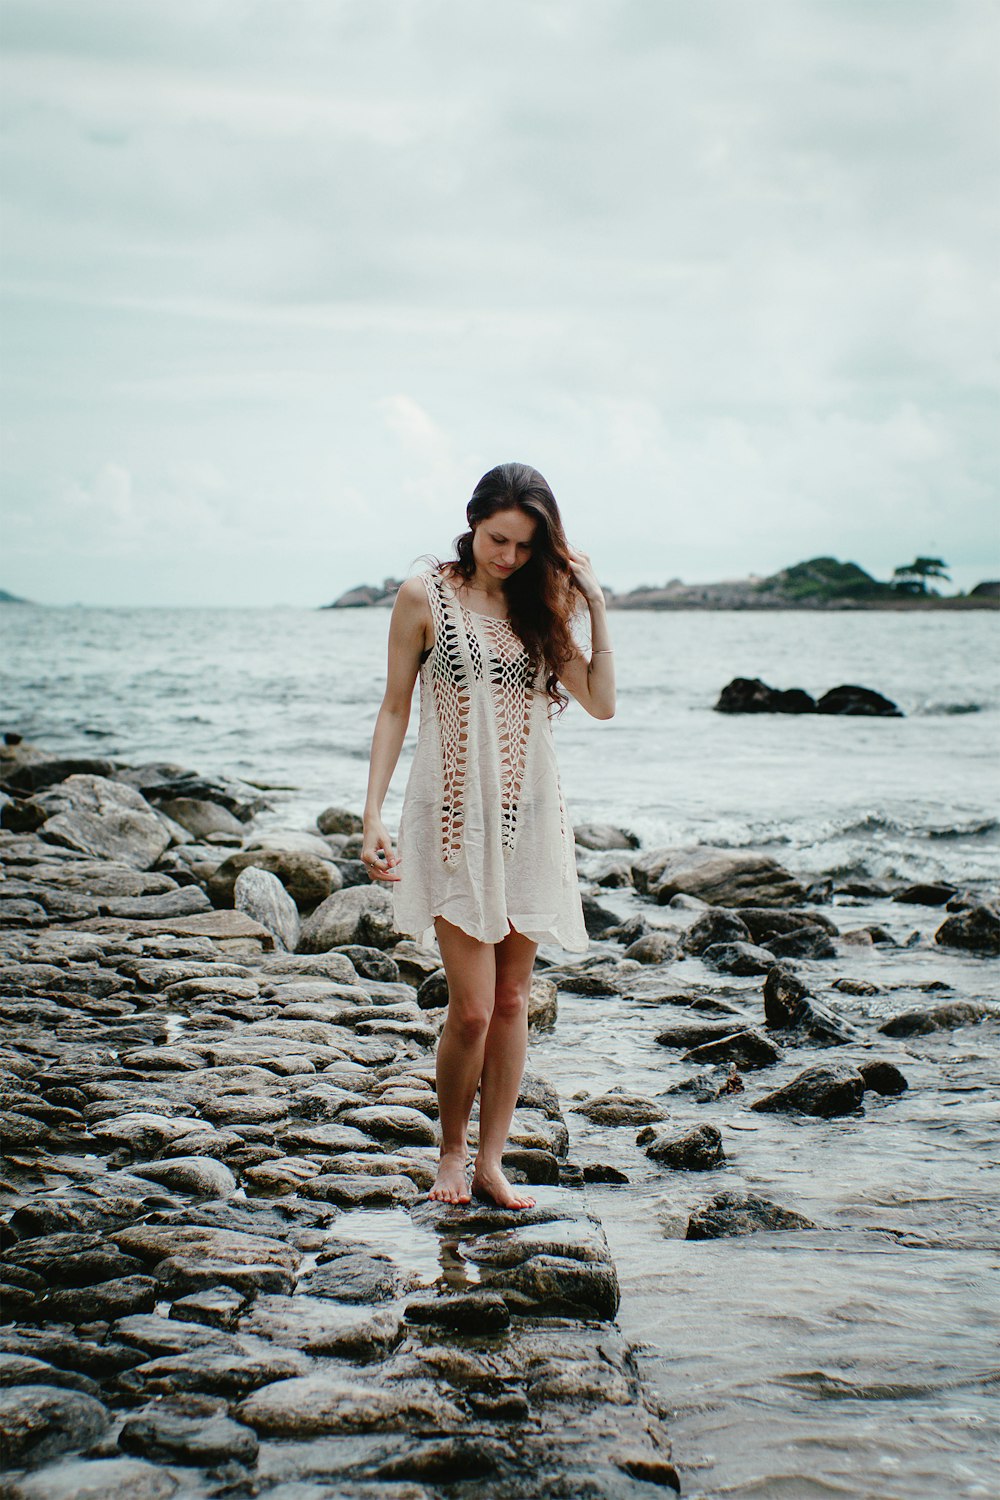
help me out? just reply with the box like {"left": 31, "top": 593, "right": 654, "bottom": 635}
{"left": 361, "top": 577, "right": 429, "bottom": 882}
{"left": 558, "top": 550, "right": 616, "bottom": 720}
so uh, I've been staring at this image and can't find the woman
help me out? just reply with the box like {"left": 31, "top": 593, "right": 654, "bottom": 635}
{"left": 361, "top": 462, "right": 615, "bottom": 1209}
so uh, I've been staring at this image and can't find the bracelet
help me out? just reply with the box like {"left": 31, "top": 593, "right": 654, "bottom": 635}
{"left": 591, "top": 649, "right": 614, "bottom": 655}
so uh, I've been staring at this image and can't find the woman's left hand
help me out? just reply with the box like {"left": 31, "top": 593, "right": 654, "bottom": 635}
{"left": 566, "top": 546, "right": 604, "bottom": 606}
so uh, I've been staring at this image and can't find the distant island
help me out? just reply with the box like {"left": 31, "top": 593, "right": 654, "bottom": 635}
{"left": 322, "top": 557, "right": 1000, "bottom": 611}
{"left": 0, "top": 588, "right": 34, "bottom": 605}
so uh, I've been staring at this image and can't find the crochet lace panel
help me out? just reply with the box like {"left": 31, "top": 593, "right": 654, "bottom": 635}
{"left": 425, "top": 572, "right": 535, "bottom": 866}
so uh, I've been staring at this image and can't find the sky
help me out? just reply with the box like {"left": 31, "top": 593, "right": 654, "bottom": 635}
{"left": 1, "top": 0, "right": 997, "bottom": 606}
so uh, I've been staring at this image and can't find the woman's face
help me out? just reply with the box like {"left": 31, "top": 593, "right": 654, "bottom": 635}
{"left": 472, "top": 506, "right": 538, "bottom": 581}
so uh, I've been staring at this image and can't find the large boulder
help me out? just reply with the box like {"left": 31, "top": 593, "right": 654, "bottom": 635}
{"left": 574, "top": 822, "right": 640, "bottom": 851}
{"left": 156, "top": 797, "right": 246, "bottom": 840}
{"left": 750, "top": 1063, "right": 866, "bottom": 1117}
{"left": 298, "top": 884, "right": 403, "bottom": 952}
{"left": 715, "top": 678, "right": 816, "bottom": 713}
{"left": 934, "top": 904, "right": 1000, "bottom": 957}
{"left": 207, "top": 850, "right": 335, "bottom": 912}
{"left": 27, "top": 775, "right": 170, "bottom": 870}
{"left": 816, "top": 684, "right": 902, "bottom": 716}
{"left": 233, "top": 866, "right": 300, "bottom": 951}
{"left": 632, "top": 846, "right": 809, "bottom": 908}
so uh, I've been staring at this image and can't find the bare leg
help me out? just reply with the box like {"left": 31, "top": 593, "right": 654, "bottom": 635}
{"left": 428, "top": 916, "right": 495, "bottom": 1204}
{"left": 471, "top": 923, "right": 538, "bottom": 1210}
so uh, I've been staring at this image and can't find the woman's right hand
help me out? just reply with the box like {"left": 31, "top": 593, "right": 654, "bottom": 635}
{"left": 361, "top": 820, "right": 401, "bottom": 882}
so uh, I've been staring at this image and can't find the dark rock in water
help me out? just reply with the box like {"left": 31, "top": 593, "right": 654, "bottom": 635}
{"left": 118, "top": 1392, "right": 259, "bottom": 1465}
{"left": 715, "top": 678, "right": 816, "bottom": 713}
{"left": 750, "top": 1063, "right": 866, "bottom": 1117}
{"left": 878, "top": 1000, "right": 995, "bottom": 1037}
{"left": 633, "top": 845, "right": 809, "bottom": 909}
{"left": 637, "top": 1122, "right": 724, "bottom": 1170}
{"left": 582, "top": 1163, "right": 630, "bottom": 1183}
{"left": 816, "top": 684, "right": 903, "bottom": 716}
{"left": 0, "top": 1383, "right": 110, "bottom": 1466}
{"left": 574, "top": 822, "right": 641, "bottom": 851}
{"left": 934, "top": 904, "right": 1000, "bottom": 956}
{"left": 681, "top": 908, "right": 751, "bottom": 955}
{"left": 622, "top": 931, "right": 678, "bottom": 963}
{"left": 858, "top": 1060, "right": 909, "bottom": 1095}
{"left": 581, "top": 892, "right": 620, "bottom": 935}
{"left": 403, "top": 1291, "right": 510, "bottom": 1332}
{"left": 702, "top": 940, "right": 776, "bottom": 975}
{"left": 575, "top": 1091, "right": 668, "bottom": 1126}
{"left": 766, "top": 924, "right": 837, "bottom": 960}
{"left": 733, "top": 906, "right": 838, "bottom": 942}
{"left": 831, "top": 976, "right": 879, "bottom": 996}
{"left": 687, "top": 1191, "right": 817, "bottom": 1239}
{"left": 763, "top": 965, "right": 857, "bottom": 1044}
{"left": 893, "top": 882, "right": 958, "bottom": 906}
{"left": 655, "top": 1018, "right": 754, "bottom": 1050}
{"left": 682, "top": 1028, "right": 782, "bottom": 1069}
{"left": 2, "top": 756, "right": 120, "bottom": 794}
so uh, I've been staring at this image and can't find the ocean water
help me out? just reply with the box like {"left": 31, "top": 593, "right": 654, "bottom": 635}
{"left": 2, "top": 602, "right": 998, "bottom": 1498}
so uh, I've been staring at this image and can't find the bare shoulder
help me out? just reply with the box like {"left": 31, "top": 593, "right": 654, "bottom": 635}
{"left": 391, "top": 574, "right": 433, "bottom": 647}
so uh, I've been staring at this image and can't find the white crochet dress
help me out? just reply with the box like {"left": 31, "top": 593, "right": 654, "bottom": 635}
{"left": 391, "top": 567, "right": 590, "bottom": 951}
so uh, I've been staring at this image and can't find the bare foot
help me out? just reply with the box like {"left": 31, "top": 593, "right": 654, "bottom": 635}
{"left": 428, "top": 1151, "right": 471, "bottom": 1204}
{"left": 471, "top": 1162, "right": 536, "bottom": 1210}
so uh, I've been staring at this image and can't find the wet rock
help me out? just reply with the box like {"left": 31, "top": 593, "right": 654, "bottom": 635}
{"left": 681, "top": 909, "right": 751, "bottom": 954}
{"left": 750, "top": 1063, "right": 866, "bottom": 1117}
{"left": 622, "top": 932, "right": 678, "bottom": 963}
{"left": 687, "top": 1191, "right": 817, "bottom": 1238}
{"left": 682, "top": 1029, "right": 782, "bottom": 1069}
{"left": 637, "top": 1123, "right": 724, "bottom": 1170}
{"left": 298, "top": 883, "right": 402, "bottom": 951}
{"left": 28, "top": 776, "right": 170, "bottom": 870}
{"left": 892, "top": 882, "right": 957, "bottom": 906}
{"left": 702, "top": 941, "right": 777, "bottom": 976}
{"left": 475, "top": 1253, "right": 620, "bottom": 1320}
{"left": 0, "top": 1354, "right": 100, "bottom": 1398}
{"left": 117, "top": 1392, "right": 259, "bottom": 1465}
{"left": 259, "top": 949, "right": 360, "bottom": 984}
{"left": 236, "top": 1372, "right": 463, "bottom": 1436}
{"left": 878, "top": 1000, "right": 995, "bottom": 1036}
{"left": 299, "top": 1248, "right": 413, "bottom": 1303}
{"left": 574, "top": 823, "right": 641, "bottom": 851}
{"left": 582, "top": 1163, "right": 630, "bottom": 1184}
{"left": 166, "top": 1285, "right": 246, "bottom": 1329}
{"left": 338, "top": 1104, "right": 437, "bottom": 1147}
{"left": 715, "top": 677, "right": 816, "bottom": 713}
{"left": 0, "top": 1384, "right": 110, "bottom": 1466}
{"left": 858, "top": 1060, "right": 909, "bottom": 1095}
{"left": 581, "top": 892, "right": 621, "bottom": 937}
{"left": 208, "top": 849, "right": 335, "bottom": 911}
{"left": 655, "top": 1018, "right": 754, "bottom": 1050}
{"left": 155, "top": 1255, "right": 295, "bottom": 1298}
{"left": 763, "top": 965, "right": 858, "bottom": 1044}
{"left": 298, "top": 1172, "right": 420, "bottom": 1208}
{"left": 766, "top": 924, "right": 838, "bottom": 960}
{"left": 0, "top": 1455, "right": 179, "bottom": 1500}
{"left": 831, "top": 976, "right": 879, "bottom": 996}
{"left": 816, "top": 684, "right": 903, "bottom": 716}
{"left": 233, "top": 865, "right": 300, "bottom": 951}
{"left": 574, "top": 1091, "right": 668, "bottom": 1126}
{"left": 274, "top": 1121, "right": 377, "bottom": 1153}
{"left": 112, "top": 1224, "right": 301, "bottom": 1272}
{"left": 934, "top": 904, "right": 1000, "bottom": 956}
{"left": 501, "top": 1147, "right": 560, "bottom": 1184}
{"left": 237, "top": 1295, "right": 403, "bottom": 1361}
{"left": 528, "top": 976, "right": 558, "bottom": 1030}
{"left": 128, "top": 1156, "right": 238, "bottom": 1199}
{"left": 88, "top": 1113, "right": 213, "bottom": 1153}
{"left": 738, "top": 906, "right": 838, "bottom": 942}
{"left": 633, "top": 845, "right": 809, "bottom": 908}
{"left": 592, "top": 857, "right": 635, "bottom": 888}
{"left": 404, "top": 1290, "right": 511, "bottom": 1331}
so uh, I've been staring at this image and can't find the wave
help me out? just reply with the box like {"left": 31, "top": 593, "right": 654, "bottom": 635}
{"left": 913, "top": 701, "right": 985, "bottom": 716}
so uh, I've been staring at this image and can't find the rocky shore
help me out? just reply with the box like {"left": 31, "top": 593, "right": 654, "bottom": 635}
{"left": 0, "top": 739, "right": 678, "bottom": 1498}
{"left": 1, "top": 736, "right": 997, "bottom": 1498}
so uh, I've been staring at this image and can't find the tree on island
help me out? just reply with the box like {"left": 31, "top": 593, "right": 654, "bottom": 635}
{"left": 891, "top": 557, "right": 951, "bottom": 595}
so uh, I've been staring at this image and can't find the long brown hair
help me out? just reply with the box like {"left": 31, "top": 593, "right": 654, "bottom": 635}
{"left": 436, "top": 462, "right": 583, "bottom": 717}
